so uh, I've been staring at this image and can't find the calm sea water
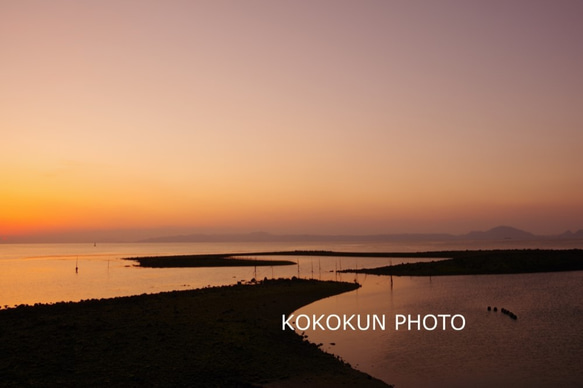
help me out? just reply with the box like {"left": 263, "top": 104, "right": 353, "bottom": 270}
{"left": 1, "top": 240, "right": 582, "bottom": 386}
{"left": 296, "top": 271, "right": 583, "bottom": 387}
{"left": 0, "top": 240, "right": 435, "bottom": 306}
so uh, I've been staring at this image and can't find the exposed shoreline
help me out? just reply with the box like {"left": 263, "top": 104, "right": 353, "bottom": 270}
{"left": 337, "top": 249, "right": 583, "bottom": 276}
{"left": 126, "top": 254, "right": 296, "bottom": 268}
{"left": 126, "top": 249, "right": 583, "bottom": 276}
{"left": 0, "top": 279, "right": 390, "bottom": 387}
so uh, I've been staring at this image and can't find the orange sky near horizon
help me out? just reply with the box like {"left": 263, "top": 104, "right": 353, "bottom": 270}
{"left": 2, "top": 1, "right": 583, "bottom": 241}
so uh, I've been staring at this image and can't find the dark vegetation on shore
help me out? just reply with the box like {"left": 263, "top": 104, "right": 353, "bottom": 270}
{"left": 126, "top": 254, "right": 296, "bottom": 268}
{"left": 337, "top": 249, "right": 583, "bottom": 276}
{"left": 0, "top": 279, "right": 390, "bottom": 387}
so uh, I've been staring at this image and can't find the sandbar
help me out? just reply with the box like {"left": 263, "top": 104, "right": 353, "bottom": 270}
{"left": 0, "top": 278, "right": 390, "bottom": 387}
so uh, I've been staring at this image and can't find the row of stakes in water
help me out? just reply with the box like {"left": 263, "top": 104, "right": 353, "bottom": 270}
{"left": 487, "top": 306, "right": 518, "bottom": 320}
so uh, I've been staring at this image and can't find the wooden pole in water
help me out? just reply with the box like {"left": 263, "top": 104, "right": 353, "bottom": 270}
{"left": 297, "top": 259, "right": 300, "bottom": 278}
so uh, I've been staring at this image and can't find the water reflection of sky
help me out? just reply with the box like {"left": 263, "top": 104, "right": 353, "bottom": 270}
{"left": 0, "top": 250, "right": 434, "bottom": 307}
{"left": 295, "top": 271, "right": 583, "bottom": 388}
{"left": 2, "top": 243, "right": 582, "bottom": 387}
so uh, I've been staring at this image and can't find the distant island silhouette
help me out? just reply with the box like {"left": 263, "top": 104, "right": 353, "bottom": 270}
{"left": 140, "top": 226, "right": 583, "bottom": 243}
{"left": 3, "top": 226, "right": 583, "bottom": 244}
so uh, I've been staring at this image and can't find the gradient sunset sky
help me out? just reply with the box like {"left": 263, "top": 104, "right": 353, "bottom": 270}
{"left": 2, "top": 1, "right": 582, "bottom": 241}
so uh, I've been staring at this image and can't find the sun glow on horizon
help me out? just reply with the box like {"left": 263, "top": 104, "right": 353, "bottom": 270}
{"left": 2, "top": 1, "right": 583, "bottom": 241}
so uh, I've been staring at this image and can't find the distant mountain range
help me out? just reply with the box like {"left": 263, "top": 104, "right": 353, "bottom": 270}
{"left": 140, "top": 226, "right": 583, "bottom": 243}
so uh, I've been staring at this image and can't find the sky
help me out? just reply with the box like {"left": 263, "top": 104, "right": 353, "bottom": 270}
{"left": 2, "top": 1, "right": 583, "bottom": 241}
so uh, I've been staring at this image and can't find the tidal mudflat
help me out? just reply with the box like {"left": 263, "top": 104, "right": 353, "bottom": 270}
{"left": 0, "top": 278, "right": 390, "bottom": 387}
{"left": 126, "top": 253, "right": 296, "bottom": 268}
{"left": 337, "top": 249, "right": 583, "bottom": 276}
{"left": 127, "top": 249, "right": 583, "bottom": 276}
